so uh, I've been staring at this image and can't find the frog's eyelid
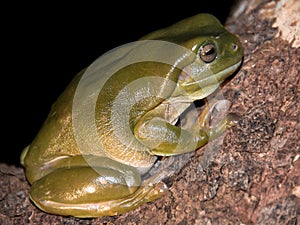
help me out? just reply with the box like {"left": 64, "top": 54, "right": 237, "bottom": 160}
{"left": 191, "top": 44, "right": 198, "bottom": 51}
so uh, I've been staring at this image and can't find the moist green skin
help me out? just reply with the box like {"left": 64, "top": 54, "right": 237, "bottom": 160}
{"left": 20, "top": 13, "right": 243, "bottom": 218}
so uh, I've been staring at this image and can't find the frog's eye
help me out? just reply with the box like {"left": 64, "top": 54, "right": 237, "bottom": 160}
{"left": 231, "top": 43, "right": 238, "bottom": 51}
{"left": 199, "top": 43, "right": 217, "bottom": 63}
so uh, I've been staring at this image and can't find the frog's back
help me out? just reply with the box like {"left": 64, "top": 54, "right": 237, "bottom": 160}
{"left": 140, "top": 13, "right": 226, "bottom": 44}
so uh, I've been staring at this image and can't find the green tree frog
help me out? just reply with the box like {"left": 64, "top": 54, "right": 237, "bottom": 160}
{"left": 20, "top": 13, "right": 243, "bottom": 218}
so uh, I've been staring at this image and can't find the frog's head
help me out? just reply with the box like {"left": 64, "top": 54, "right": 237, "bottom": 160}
{"left": 142, "top": 13, "right": 244, "bottom": 100}
{"left": 178, "top": 30, "right": 243, "bottom": 99}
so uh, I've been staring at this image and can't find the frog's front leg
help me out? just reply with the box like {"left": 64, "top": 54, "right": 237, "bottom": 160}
{"left": 197, "top": 100, "right": 239, "bottom": 140}
{"left": 134, "top": 101, "right": 238, "bottom": 156}
{"left": 29, "top": 156, "right": 167, "bottom": 218}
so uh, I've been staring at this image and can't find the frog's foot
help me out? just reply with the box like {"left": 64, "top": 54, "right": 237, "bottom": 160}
{"left": 205, "top": 112, "right": 239, "bottom": 139}
{"left": 198, "top": 100, "right": 239, "bottom": 134}
{"left": 29, "top": 165, "right": 167, "bottom": 218}
{"left": 111, "top": 181, "right": 168, "bottom": 215}
{"left": 193, "top": 100, "right": 240, "bottom": 148}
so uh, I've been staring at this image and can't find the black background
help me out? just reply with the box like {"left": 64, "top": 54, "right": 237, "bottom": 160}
{"left": 2, "top": 1, "right": 236, "bottom": 164}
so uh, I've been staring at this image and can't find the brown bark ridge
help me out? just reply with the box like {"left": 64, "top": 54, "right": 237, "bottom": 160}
{"left": 1, "top": 0, "right": 299, "bottom": 224}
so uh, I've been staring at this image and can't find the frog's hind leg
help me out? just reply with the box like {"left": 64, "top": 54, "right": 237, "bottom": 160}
{"left": 29, "top": 156, "right": 167, "bottom": 218}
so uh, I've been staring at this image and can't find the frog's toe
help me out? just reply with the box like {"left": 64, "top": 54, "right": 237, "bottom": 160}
{"left": 226, "top": 113, "right": 240, "bottom": 127}
{"left": 141, "top": 181, "right": 168, "bottom": 202}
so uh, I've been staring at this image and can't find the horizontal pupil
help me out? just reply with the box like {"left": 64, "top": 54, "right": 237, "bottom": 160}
{"left": 205, "top": 48, "right": 215, "bottom": 55}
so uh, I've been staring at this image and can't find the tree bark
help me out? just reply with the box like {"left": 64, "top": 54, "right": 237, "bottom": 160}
{"left": 1, "top": 0, "right": 299, "bottom": 224}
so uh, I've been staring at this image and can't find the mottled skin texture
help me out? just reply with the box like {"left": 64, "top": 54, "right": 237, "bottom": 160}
{"left": 20, "top": 13, "right": 243, "bottom": 218}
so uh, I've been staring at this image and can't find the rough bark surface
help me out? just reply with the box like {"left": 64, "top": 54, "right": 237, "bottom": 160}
{"left": 1, "top": 0, "right": 299, "bottom": 224}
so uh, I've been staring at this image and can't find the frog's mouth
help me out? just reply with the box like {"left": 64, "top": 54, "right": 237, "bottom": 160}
{"left": 178, "top": 60, "right": 242, "bottom": 101}
{"left": 211, "top": 60, "right": 242, "bottom": 83}
{"left": 183, "top": 60, "right": 242, "bottom": 88}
